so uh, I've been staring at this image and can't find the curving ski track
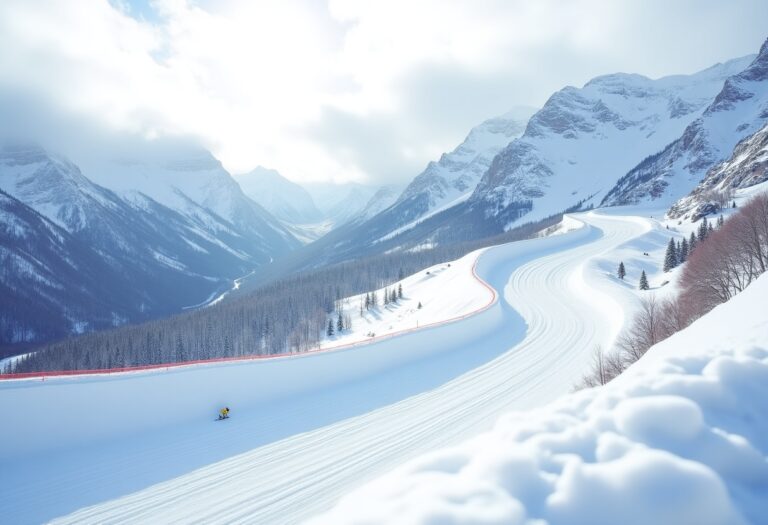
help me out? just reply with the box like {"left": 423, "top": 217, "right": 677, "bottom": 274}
{"left": 2, "top": 211, "right": 651, "bottom": 524}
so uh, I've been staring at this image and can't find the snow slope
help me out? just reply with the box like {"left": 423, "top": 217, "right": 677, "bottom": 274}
{"left": 1, "top": 211, "right": 653, "bottom": 524}
{"left": 312, "top": 273, "right": 768, "bottom": 525}
{"left": 235, "top": 166, "right": 323, "bottom": 224}
{"left": 322, "top": 250, "right": 492, "bottom": 347}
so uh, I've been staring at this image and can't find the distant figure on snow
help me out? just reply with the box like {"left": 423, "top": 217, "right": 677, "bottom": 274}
{"left": 218, "top": 407, "right": 230, "bottom": 420}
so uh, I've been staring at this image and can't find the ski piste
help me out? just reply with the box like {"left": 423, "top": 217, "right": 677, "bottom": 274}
{"left": 1, "top": 209, "right": 658, "bottom": 524}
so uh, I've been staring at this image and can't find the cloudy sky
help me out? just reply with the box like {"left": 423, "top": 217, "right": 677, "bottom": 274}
{"left": 0, "top": 0, "right": 766, "bottom": 185}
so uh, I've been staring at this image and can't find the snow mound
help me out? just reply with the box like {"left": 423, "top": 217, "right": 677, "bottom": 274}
{"left": 308, "top": 273, "right": 768, "bottom": 525}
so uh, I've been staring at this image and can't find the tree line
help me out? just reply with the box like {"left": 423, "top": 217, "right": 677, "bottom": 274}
{"left": 579, "top": 192, "right": 768, "bottom": 388}
{"left": 7, "top": 211, "right": 565, "bottom": 373}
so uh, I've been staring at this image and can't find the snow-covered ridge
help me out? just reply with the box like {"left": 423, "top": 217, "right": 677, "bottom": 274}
{"left": 394, "top": 106, "right": 535, "bottom": 221}
{"left": 669, "top": 121, "right": 768, "bottom": 219}
{"left": 236, "top": 166, "right": 323, "bottom": 224}
{"left": 472, "top": 55, "right": 755, "bottom": 226}
{"left": 603, "top": 38, "right": 768, "bottom": 209}
{"left": 311, "top": 272, "right": 768, "bottom": 525}
{"left": 0, "top": 140, "right": 302, "bottom": 343}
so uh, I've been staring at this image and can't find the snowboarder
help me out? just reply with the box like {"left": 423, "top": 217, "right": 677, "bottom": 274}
{"left": 218, "top": 407, "right": 230, "bottom": 420}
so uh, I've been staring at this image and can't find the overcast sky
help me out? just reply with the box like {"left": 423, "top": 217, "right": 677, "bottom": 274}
{"left": 0, "top": 0, "right": 766, "bottom": 185}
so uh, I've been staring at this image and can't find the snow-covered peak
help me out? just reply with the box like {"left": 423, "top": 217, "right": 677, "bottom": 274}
{"left": 354, "top": 184, "right": 404, "bottom": 221}
{"left": 669, "top": 121, "right": 768, "bottom": 219}
{"left": 395, "top": 106, "right": 536, "bottom": 216}
{"left": 81, "top": 145, "right": 239, "bottom": 222}
{"left": 236, "top": 166, "right": 323, "bottom": 224}
{"left": 304, "top": 182, "right": 380, "bottom": 226}
{"left": 603, "top": 43, "right": 768, "bottom": 209}
{"left": 0, "top": 142, "right": 116, "bottom": 231}
{"left": 471, "top": 55, "right": 754, "bottom": 228}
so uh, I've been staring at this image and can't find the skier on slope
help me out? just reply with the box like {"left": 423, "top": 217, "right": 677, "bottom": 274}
{"left": 218, "top": 407, "right": 230, "bottom": 420}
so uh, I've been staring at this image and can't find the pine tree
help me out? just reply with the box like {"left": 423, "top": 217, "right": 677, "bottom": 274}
{"left": 337, "top": 313, "right": 344, "bottom": 333}
{"left": 639, "top": 270, "right": 649, "bottom": 290}
{"left": 327, "top": 319, "right": 334, "bottom": 337}
{"left": 398, "top": 283, "right": 403, "bottom": 299}
{"left": 365, "top": 293, "right": 370, "bottom": 311}
{"left": 618, "top": 262, "right": 626, "bottom": 280}
{"left": 384, "top": 288, "right": 390, "bottom": 305}
{"left": 717, "top": 214, "right": 724, "bottom": 228}
{"left": 689, "top": 231, "right": 697, "bottom": 254}
{"left": 679, "top": 236, "right": 688, "bottom": 264}
{"left": 732, "top": 200, "right": 737, "bottom": 208}
{"left": 372, "top": 291, "right": 378, "bottom": 307}
{"left": 698, "top": 217, "right": 709, "bottom": 242}
{"left": 391, "top": 289, "right": 398, "bottom": 303}
{"left": 417, "top": 301, "right": 423, "bottom": 309}
{"left": 663, "top": 238, "right": 678, "bottom": 272}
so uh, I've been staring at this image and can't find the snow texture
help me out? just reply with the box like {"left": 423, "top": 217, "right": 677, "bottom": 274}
{"left": 311, "top": 273, "right": 768, "bottom": 525}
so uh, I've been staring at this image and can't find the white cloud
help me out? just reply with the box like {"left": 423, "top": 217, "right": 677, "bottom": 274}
{"left": 0, "top": 0, "right": 766, "bottom": 184}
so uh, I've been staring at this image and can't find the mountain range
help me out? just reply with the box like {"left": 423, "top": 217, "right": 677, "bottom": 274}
{"left": 274, "top": 51, "right": 762, "bottom": 273}
{"left": 0, "top": 142, "right": 299, "bottom": 346}
{"left": 604, "top": 38, "right": 768, "bottom": 208}
{"left": 3, "top": 37, "right": 768, "bottom": 348}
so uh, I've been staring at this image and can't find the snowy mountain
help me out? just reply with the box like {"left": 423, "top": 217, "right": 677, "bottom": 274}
{"left": 603, "top": 38, "right": 768, "bottom": 208}
{"left": 274, "top": 57, "right": 755, "bottom": 274}
{"left": 0, "top": 142, "right": 300, "bottom": 344}
{"left": 471, "top": 56, "right": 755, "bottom": 229}
{"left": 355, "top": 184, "right": 404, "bottom": 221}
{"left": 235, "top": 166, "right": 323, "bottom": 224}
{"left": 304, "top": 182, "right": 380, "bottom": 226}
{"left": 393, "top": 106, "right": 536, "bottom": 221}
{"left": 0, "top": 188, "right": 143, "bottom": 345}
{"left": 669, "top": 121, "right": 768, "bottom": 219}
{"left": 77, "top": 142, "right": 300, "bottom": 256}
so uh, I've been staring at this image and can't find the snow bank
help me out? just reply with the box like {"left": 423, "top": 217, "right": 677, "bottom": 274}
{"left": 308, "top": 274, "right": 768, "bottom": 525}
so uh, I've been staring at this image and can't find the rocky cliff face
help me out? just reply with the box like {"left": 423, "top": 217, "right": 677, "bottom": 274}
{"left": 603, "top": 39, "right": 768, "bottom": 208}
{"left": 669, "top": 121, "right": 768, "bottom": 220}
{"left": 395, "top": 107, "right": 535, "bottom": 219}
{"left": 471, "top": 56, "right": 754, "bottom": 228}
